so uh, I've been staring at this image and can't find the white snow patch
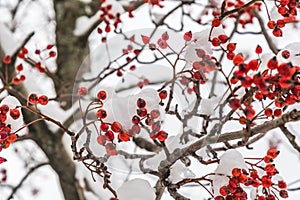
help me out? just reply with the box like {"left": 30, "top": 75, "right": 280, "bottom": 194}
{"left": 0, "top": 22, "right": 19, "bottom": 55}
{"left": 117, "top": 178, "right": 155, "bottom": 200}
{"left": 169, "top": 160, "right": 195, "bottom": 183}
{"left": 211, "top": 149, "right": 247, "bottom": 196}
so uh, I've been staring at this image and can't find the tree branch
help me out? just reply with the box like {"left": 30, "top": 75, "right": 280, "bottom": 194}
{"left": 6, "top": 162, "right": 49, "bottom": 200}
{"left": 159, "top": 109, "right": 300, "bottom": 173}
{"left": 279, "top": 125, "right": 300, "bottom": 153}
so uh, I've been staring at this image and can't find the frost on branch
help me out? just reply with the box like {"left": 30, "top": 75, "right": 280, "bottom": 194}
{"left": 117, "top": 178, "right": 155, "bottom": 200}
{"left": 211, "top": 149, "right": 247, "bottom": 196}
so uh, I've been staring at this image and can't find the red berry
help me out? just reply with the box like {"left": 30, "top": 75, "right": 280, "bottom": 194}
{"left": 141, "top": 35, "right": 150, "bottom": 44}
{"left": 1, "top": 104, "right": 9, "bottom": 114}
{"left": 132, "top": 115, "right": 140, "bottom": 124}
{"left": 97, "top": 135, "right": 106, "bottom": 145}
{"left": 28, "top": 93, "right": 39, "bottom": 104}
{"left": 278, "top": 180, "right": 287, "bottom": 189}
{"left": 137, "top": 98, "right": 146, "bottom": 108}
{"left": 105, "top": 143, "right": 117, "bottom": 156}
{"left": 157, "top": 38, "right": 168, "bottom": 49}
{"left": 105, "top": 25, "right": 111, "bottom": 32}
{"left": 227, "top": 43, "right": 236, "bottom": 51}
{"left": 255, "top": 45, "right": 262, "bottom": 54}
{"left": 233, "top": 54, "right": 244, "bottom": 65}
{"left": 219, "top": 185, "right": 227, "bottom": 196}
{"left": 232, "top": 168, "right": 241, "bottom": 177}
{"left": 97, "top": 90, "right": 107, "bottom": 100}
{"left": 278, "top": 6, "right": 287, "bottom": 15}
{"left": 105, "top": 130, "right": 114, "bottom": 141}
{"left": 272, "top": 28, "right": 283, "bottom": 37}
{"left": 262, "top": 175, "right": 272, "bottom": 188}
{"left": 280, "top": 0, "right": 289, "bottom": 6}
{"left": 97, "top": 109, "right": 107, "bottom": 119}
{"left": 100, "top": 123, "right": 109, "bottom": 132}
{"left": 281, "top": 50, "right": 290, "bottom": 59}
{"left": 0, "top": 157, "right": 7, "bottom": 164}
{"left": 118, "top": 130, "right": 130, "bottom": 142}
{"left": 264, "top": 108, "right": 273, "bottom": 117}
{"left": 183, "top": 31, "right": 192, "bottom": 41}
{"left": 130, "top": 124, "right": 141, "bottom": 135}
{"left": 159, "top": 90, "right": 168, "bottom": 99}
{"left": 218, "top": 34, "right": 228, "bottom": 43}
{"left": 49, "top": 51, "right": 56, "bottom": 57}
{"left": 267, "top": 57, "right": 278, "bottom": 70}
{"left": 16, "top": 64, "right": 24, "bottom": 71}
{"left": 212, "top": 17, "right": 221, "bottom": 27}
{"left": 7, "top": 134, "right": 17, "bottom": 142}
{"left": 274, "top": 109, "right": 282, "bottom": 117}
{"left": 226, "top": 51, "right": 235, "bottom": 60}
{"left": 264, "top": 155, "right": 273, "bottom": 163}
{"left": 277, "top": 19, "right": 285, "bottom": 28}
{"left": 248, "top": 59, "right": 259, "bottom": 71}
{"left": 10, "top": 109, "right": 20, "bottom": 120}
{"left": 229, "top": 98, "right": 241, "bottom": 110}
{"left": 161, "top": 32, "right": 169, "bottom": 41}
{"left": 279, "top": 190, "right": 288, "bottom": 198}
{"left": 20, "top": 75, "right": 26, "bottom": 81}
{"left": 211, "top": 37, "right": 220, "bottom": 46}
{"left": 38, "top": 95, "right": 49, "bottom": 105}
{"left": 137, "top": 107, "right": 147, "bottom": 117}
{"left": 46, "top": 44, "right": 54, "bottom": 49}
{"left": 150, "top": 109, "right": 160, "bottom": 119}
{"left": 145, "top": 116, "right": 154, "bottom": 126}
{"left": 116, "top": 69, "right": 123, "bottom": 76}
{"left": 267, "top": 20, "right": 275, "bottom": 29}
{"left": 267, "top": 148, "right": 280, "bottom": 159}
{"left": 156, "top": 130, "right": 168, "bottom": 142}
{"left": 196, "top": 49, "right": 206, "bottom": 58}
{"left": 111, "top": 121, "right": 122, "bottom": 133}
{"left": 3, "top": 56, "right": 11, "bottom": 64}
{"left": 78, "top": 87, "right": 88, "bottom": 97}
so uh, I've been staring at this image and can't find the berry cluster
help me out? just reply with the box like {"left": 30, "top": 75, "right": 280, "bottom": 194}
{"left": 277, "top": 0, "right": 298, "bottom": 18}
{"left": 2, "top": 55, "right": 26, "bottom": 85}
{"left": 192, "top": 48, "right": 217, "bottom": 84}
{"left": 0, "top": 104, "right": 19, "bottom": 164}
{"left": 157, "top": 32, "right": 169, "bottom": 49}
{"left": 215, "top": 148, "right": 288, "bottom": 200}
{"left": 5, "top": 44, "right": 57, "bottom": 85}
{"left": 211, "top": 1, "right": 262, "bottom": 29}
{"left": 133, "top": 98, "right": 168, "bottom": 142}
{"left": 86, "top": 89, "right": 169, "bottom": 156}
{"left": 98, "top": 1, "right": 122, "bottom": 43}
{"left": 229, "top": 49, "right": 299, "bottom": 122}
{"left": 27, "top": 93, "right": 49, "bottom": 106}
{"left": 266, "top": 0, "right": 299, "bottom": 37}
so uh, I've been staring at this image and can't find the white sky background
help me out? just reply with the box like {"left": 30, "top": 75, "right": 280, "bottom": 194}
{"left": 0, "top": 0, "right": 300, "bottom": 199}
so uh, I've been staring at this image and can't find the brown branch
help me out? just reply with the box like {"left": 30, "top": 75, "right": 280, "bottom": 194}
{"left": 6, "top": 162, "right": 49, "bottom": 200}
{"left": 219, "top": 0, "right": 261, "bottom": 20}
{"left": 279, "top": 125, "right": 300, "bottom": 153}
{"left": 252, "top": 10, "right": 278, "bottom": 55}
{"left": 158, "top": 109, "right": 300, "bottom": 174}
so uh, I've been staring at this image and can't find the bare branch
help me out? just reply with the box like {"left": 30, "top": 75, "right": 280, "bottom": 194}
{"left": 279, "top": 125, "right": 300, "bottom": 153}
{"left": 6, "top": 162, "right": 49, "bottom": 200}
